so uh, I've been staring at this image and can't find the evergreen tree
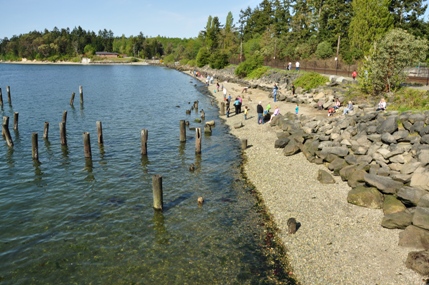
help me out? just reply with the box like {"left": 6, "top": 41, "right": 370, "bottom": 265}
{"left": 389, "top": 0, "right": 428, "bottom": 37}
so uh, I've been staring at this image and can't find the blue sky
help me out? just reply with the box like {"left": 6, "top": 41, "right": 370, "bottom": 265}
{"left": 1, "top": 0, "right": 428, "bottom": 40}
{"left": 0, "top": 0, "right": 260, "bottom": 39}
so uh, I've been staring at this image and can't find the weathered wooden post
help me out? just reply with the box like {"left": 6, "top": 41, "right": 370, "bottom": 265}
{"left": 2, "top": 124, "right": 13, "bottom": 147}
{"left": 152, "top": 175, "right": 163, "bottom": 211}
{"left": 43, "top": 122, "right": 49, "bottom": 139}
{"left": 79, "top": 86, "right": 83, "bottom": 104}
{"left": 220, "top": 102, "right": 225, "bottom": 115}
{"left": 241, "top": 139, "right": 248, "bottom": 150}
{"left": 32, "top": 133, "right": 39, "bottom": 160}
{"left": 70, "top": 92, "right": 75, "bottom": 106}
{"left": 141, "top": 129, "right": 148, "bottom": 155}
{"left": 0, "top": 88, "right": 3, "bottom": 106}
{"left": 13, "top": 112, "right": 18, "bottom": 130}
{"left": 62, "top": 110, "right": 67, "bottom": 125}
{"left": 6, "top": 86, "right": 11, "bottom": 104}
{"left": 83, "top": 132, "right": 92, "bottom": 159}
{"left": 2, "top": 116, "right": 9, "bottom": 137}
{"left": 195, "top": 128, "right": 201, "bottom": 154}
{"left": 96, "top": 121, "right": 103, "bottom": 144}
{"left": 179, "top": 120, "right": 186, "bottom": 142}
{"left": 204, "top": 124, "right": 212, "bottom": 134}
{"left": 59, "top": 121, "right": 67, "bottom": 146}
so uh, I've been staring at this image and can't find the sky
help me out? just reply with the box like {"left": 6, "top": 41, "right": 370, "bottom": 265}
{"left": 0, "top": 0, "right": 260, "bottom": 39}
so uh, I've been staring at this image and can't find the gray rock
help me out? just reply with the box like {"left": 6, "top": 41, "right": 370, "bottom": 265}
{"left": 381, "top": 211, "right": 412, "bottom": 229}
{"left": 317, "top": 169, "right": 336, "bottom": 184}
{"left": 413, "top": 207, "right": 429, "bottom": 231}
{"left": 363, "top": 173, "right": 403, "bottom": 194}
{"left": 399, "top": 225, "right": 429, "bottom": 249}
{"left": 397, "top": 186, "right": 427, "bottom": 207}
{"left": 347, "top": 186, "right": 384, "bottom": 209}
{"left": 274, "top": 137, "right": 290, "bottom": 148}
{"left": 381, "top": 133, "right": 397, "bottom": 144}
{"left": 320, "top": 146, "right": 349, "bottom": 157}
{"left": 376, "top": 116, "right": 398, "bottom": 134}
{"left": 421, "top": 134, "right": 429, "bottom": 144}
{"left": 405, "top": 250, "right": 429, "bottom": 275}
{"left": 401, "top": 162, "right": 422, "bottom": 175}
{"left": 283, "top": 140, "right": 301, "bottom": 156}
{"left": 410, "top": 172, "right": 429, "bottom": 191}
{"left": 418, "top": 194, "right": 429, "bottom": 208}
{"left": 418, "top": 149, "right": 429, "bottom": 165}
{"left": 393, "top": 130, "right": 410, "bottom": 142}
{"left": 328, "top": 157, "right": 348, "bottom": 176}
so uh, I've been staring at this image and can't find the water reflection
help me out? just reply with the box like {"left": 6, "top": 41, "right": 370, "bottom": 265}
{"left": 153, "top": 211, "right": 169, "bottom": 244}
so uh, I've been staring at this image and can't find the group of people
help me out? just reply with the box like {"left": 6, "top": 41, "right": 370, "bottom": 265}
{"left": 327, "top": 96, "right": 385, "bottom": 117}
{"left": 286, "top": 61, "right": 300, "bottom": 71}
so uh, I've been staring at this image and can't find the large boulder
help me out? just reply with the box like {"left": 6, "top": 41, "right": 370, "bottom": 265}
{"left": 328, "top": 157, "right": 348, "bottom": 176}
{"left": 413, "top": 207, "right": 429, "bottom": 231}
{"left": 410, "top": 171, "right": 429, "bottom": 191}
{"left": 347, "top": 186, "right": 384, "bottom": 209}
{"left": 283, "top": 140, "right": 301, "bottom": 156}
{"left": 376, "top": 116, "right": 398, "bottom": 134}
{"left": 383, "top": 195, "right": 406, "bottom": 214}
{"left": 381, "top": 211, "right": 412, "bottom": 229}
{"left": 363, "top": 173, "right": 403, "bottom": 194}
{"left": 399, "top": 225, "right": 429, "bottom": 249}
{"left": 274, "top": 137, "right": 290, "bottom": 148}
{"left": 405, "top": 250, "right": 429, "bottom": 275}
{"left": 397, "top": 186, "right": 427, "bottom": 207}
{"left": 320, "top": 146, "right": 349, "bottom": 157}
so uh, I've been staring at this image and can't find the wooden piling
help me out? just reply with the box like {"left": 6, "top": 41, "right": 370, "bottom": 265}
{"left": 70, "top": 92, "right": 75, "bottom": 105}
{"left": 193, "top": 101, "right": 199, "bottom": 109}
{"left": 79, "top": 86, "right": 83, "bottom": 104}
{"left": 0, "top": 88, "right": 3, "bottom": 106}
{"left": 179, "top": 120, "right": 186, "bottom": 142}
{"left": 2, "top": 116, "right": 9, "bottom": 137}
{"left": 13, "top": 112, "right": 18, "bottom": 130}
{"left": 59, "top": 121, "right": 67, "bottom": 146}
{"left": 241, "top": 139, "right": 248, "bottom": 150}
{"left": 43, "top": 122, "right": 49, "bottom": 139}
{"left": 32, "top": 132, "right": 39, "bottom": 160}
{"left": 2, "top": 124, "right": 13, "bottom": 147}
{"left": 83, "top": 132, "right": 92, "bottom": 158}
{"left": 62, "top": 110, "right": 67, "bottom": 125}
{"left": 96, "top": 121, "right": 103, "bottom": 144}
{"left": 195, "top": 128, "right": 201, "bottom": 154}
{"left": 152, "top": 175, "right": 163, "bottom": 211}
{"left": 141, "top": 129, "right": 148, "bottom": 155}
{"left": 6, "top": 86, "right": 11, "bottom": 104}
{"left": 220, "top": 102, "right": 225, "bottom": 115}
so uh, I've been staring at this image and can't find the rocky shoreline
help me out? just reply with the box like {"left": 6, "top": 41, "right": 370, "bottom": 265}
{"left": 183, "top": 65, "right": 429, "bottom": 284}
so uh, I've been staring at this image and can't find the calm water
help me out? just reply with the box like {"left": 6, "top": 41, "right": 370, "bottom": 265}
{"left": 0, "top": 64, "right": 291, "bottom": 284}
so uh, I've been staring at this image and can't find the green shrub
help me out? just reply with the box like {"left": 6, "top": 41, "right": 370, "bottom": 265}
{"left": 179, "top": 58, "right": 189, "bottom": 65}
{"left": 315, "top": 41, "right": 333, "bottom": 59}
{"left": 187, "top": 59, "right": 196, "bottom": 67}
{"left": 196, "top": 48, "right": 210, "bottom": 67}
{"left": 247, "top": 66, "right": 268, "bottom": 79}
{"left": 163, "top": 54, "right": 175, "bottom": 63}
{"left": 234, "top": 55, "right": 263, "bottom": 78}
{"left": 209, "top": 51, "right": 229, "bottom": 69}
{"left": 294, "top": 72, "right": 329, "bottom": 91}
{"left": 390, "top": 88, "right": 429, "bottom": 111}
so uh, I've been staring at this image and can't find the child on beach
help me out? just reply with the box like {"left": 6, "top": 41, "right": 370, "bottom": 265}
{"left": 244, "top": 106, "right": 249, "bottom": 120}
{"left": 226, "top": 101, "right": 230, "bottom": 118}
{"left": 295, "top": 104, "right": 299, "bottom": 115}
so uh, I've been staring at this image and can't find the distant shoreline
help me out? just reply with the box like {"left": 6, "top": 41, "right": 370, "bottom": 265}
{"left": 0, "top": 60, "right": 150, "bottom": 65}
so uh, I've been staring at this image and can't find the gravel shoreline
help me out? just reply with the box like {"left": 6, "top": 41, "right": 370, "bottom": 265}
{"left": 201, "top": 78, "right": 424, "bottom": 285}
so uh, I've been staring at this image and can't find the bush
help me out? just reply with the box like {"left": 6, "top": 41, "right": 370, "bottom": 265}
{"left": 163, "top": 54, "right": 175, "bottom": 63}
{"left": 294, "top": 72, "right": 329, "bottom": 91}
{"left": 234, "top": 55, "right": 263, "bottom": 78}
{"left": 196, "top": 48, "right": 210, "bottom": 67}
{"left": 315, "top": 41, "right": 333, "bottom": 59}
{"left": 179, "top": 58, "right": 189, "bottom": 65}
{"left": 247, "top": 66, "right": 268, "bottom": 79}
{"left": 209, "top": 51, "right": 229, "bottom": 69}
{"left": 390, "top": 88, "right": 429, "bottom": 112}
{"left": 187, "top": 59, "right": 196, "bottom": 67}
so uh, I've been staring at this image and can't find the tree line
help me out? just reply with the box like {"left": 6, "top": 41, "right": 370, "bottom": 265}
{"left": 0, "top": 0, "right": 428, "bottom": 94}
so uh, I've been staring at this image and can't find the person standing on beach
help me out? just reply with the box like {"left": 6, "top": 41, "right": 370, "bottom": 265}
{"left": 223, "top": 87, "right": 227, "bottom": 101}
{"left": 272, "top": 83, "right": 278, "bottom": 102}
{"left": 295, "top": 104, "right": 299, "bottom": 115}
{"left": 295, "top": 61, "right": 300, "bottom": 71}
{"left": 244, "top": 106, "right": 249, "bottom": 120}
{"left": 287, "top": 62, "right": 292, "bottom": 71}
{"left": 226, "top": 100, "right": 230, "bottom": 118}
{"left": 257, "top": 101, "right": 264, "bottom": 124}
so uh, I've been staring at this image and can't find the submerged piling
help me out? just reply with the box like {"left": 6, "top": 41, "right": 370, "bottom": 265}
{"left": 195, "top": 128, "right": 201, "bottom": 154}
{"left": 6, "top": 86, "right": 11, "bottom": 104}
{"left": 43, "top": 122, "right": 49, "bottom": 139}
{"left": 96, "top": 121, "right": 103, "bottom": 144}
{"left": 13, "top": 112, "right": 18, "bottom": 130}
{"left": 141, "top": 129, "right": 148, "bottom": 155}
{"left": 241, "top": 139, "right": 248, "bottom": 150}
{"left": 59, "top": 121, "right": 67, "bottom": 146}
{"left": 152, "top": 175, "right": 163, "bottom": 211}
{"left": 0, "top": 88, "right": 3, "bottom": 106}
{"left": 180, "top": 120, "right": 186, "bottom": 142}
{"left": 79, "top": 86, "right": 83, "bottom": 104}
{"left": 83, "top": 132, "right": 92, "bottom": 159}
{"left": 2, "top": 122, "right": 13, "bottom": 147}
{"left": 62, "top": 111, "right": 67, "bottom": 125}
{"left": 2, "top": 116, "right": 9, "bottom": 137}
{"left": 32, "top": 133, "right": 39, "bottom": 160}
{"left": 70, "top": 92, "right": 75, "bottom": 106}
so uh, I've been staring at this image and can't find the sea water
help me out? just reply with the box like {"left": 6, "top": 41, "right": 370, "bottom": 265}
{"left": 0, "top": 64, "right": 292, "bottom": 284}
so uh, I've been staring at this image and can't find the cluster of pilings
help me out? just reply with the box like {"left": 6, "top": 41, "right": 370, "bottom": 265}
{"left": 1, "top": 85, "right": 211, "bottom": 212}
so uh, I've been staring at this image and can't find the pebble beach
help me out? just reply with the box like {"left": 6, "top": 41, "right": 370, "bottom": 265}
{"left": 202, "top": 78, "right": 425, "bottom": 285}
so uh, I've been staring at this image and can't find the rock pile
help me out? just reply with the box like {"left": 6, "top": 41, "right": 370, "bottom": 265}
{"left": 270, "top": 108, "right": 429, "bottom": 275}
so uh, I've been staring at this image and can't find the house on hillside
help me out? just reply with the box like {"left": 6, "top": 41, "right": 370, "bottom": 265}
{"left": 95, "top": 52, "right": 119, "bottom": 58}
